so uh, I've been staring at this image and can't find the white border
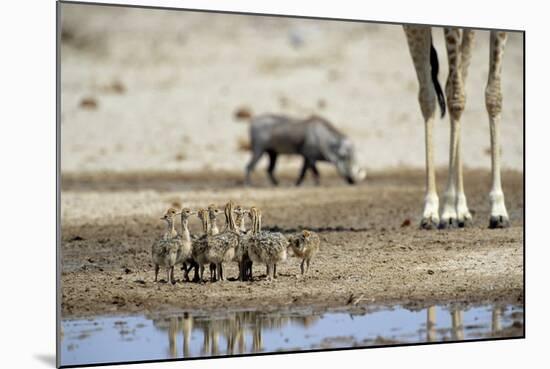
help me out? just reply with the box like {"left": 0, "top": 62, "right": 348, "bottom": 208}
{"left": 2, "top": 0, "right": 546, "bottom": 368}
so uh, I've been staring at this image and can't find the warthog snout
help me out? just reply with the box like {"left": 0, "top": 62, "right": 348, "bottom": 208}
{"left": 337, "top": 158, "right": 366, "bottom": 185}
{"left": 352, "top": 166, "right": 367, "bottom": 182}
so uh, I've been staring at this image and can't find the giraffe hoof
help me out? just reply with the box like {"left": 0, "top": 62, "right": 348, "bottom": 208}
{"left": 438, "top": 218, "right": 458, "bottom": 229}
{"left": 420, "top": 217, "right": 439, "bottom": 230}
{"left": 489, "top": 215, "right": 510, "bottom": 229}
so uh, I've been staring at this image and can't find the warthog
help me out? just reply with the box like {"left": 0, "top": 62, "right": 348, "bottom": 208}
{"left": 244, "top": 114, "right": 366, "bottom": 185}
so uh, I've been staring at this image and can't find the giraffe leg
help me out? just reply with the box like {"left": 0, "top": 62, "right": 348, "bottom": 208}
{"left": 455, "top": 126, "right": 473, "bottom": 227}
{"left": 456, "top": 29, "right": 475, "bottom": 227}
{"left": 404, "top": 26, "right": 439, "bottom": 229}
{"left": 459, "top": 29, "right": 475, "bottom": 82}
{"left": 486, "top": 31, "right": 510, "bottom": 228}
{"left": 440, "top": 28, "right": 466, "bottom": 229}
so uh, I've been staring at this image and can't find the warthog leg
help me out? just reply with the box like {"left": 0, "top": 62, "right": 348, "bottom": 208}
{"left": 245, "top": 149, "right": 264, "bottom": 185}
{"left": 266, "top": 150, "right": 279, "bottom": 185}
{"left": 310, "top": 162, "right": 320, "bottom": 185}
{"left": 296, "top": 157, "right": 319, "bottom": 186}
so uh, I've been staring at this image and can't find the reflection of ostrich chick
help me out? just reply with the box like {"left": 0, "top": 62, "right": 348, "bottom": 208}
{"left": 182, "top": 312, "right": 193, "bottom": 358}
{"left": 211, "top": 326, "right": 220, "bottom": 356}
{"left": 206, "top": 202, "right": 239, "bottom": 281}
{"left": 288, "top": 230, "right": 320, "bottom": 276}
{"left": 200, "top": 322, "right": 210, "bottom": 356}
{"left": 248, "top": 207, "right": 288, "bottom": 281}
{"left": 168, "top": 316, "right": 178, "bottom": 358}
{"left": 222, "top": 312, "right": 240, "bottom": 355}
{"left": 252, "top": 322, "right": 263, "bottom": 352}
{"left": 199, "top": 318, "right": 223, "bottom": 356}
{"left": 235, "top": 312, "right": 247, "bottom": 354}
{"left": 151, "top": 208, "right": 182, "bottom": 284}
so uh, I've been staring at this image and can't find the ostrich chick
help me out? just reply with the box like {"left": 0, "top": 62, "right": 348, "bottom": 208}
{"left": 288, "top": 230, "right": 320, "bottom": 276}
{"left": 206, "top": 201, "right": 240, "bottom": 281}
{"left": 151, "top": 207, "right": 182, "bottom": 284}
{"left": 248, "top": 207, "right": 288, "bottom": 281}
{"left": 177, "top": 207, "right": 196, "bottom": 281}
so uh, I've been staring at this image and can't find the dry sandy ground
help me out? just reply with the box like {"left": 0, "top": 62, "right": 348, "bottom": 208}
{"left": 60, "top": 169, "right": 523, "bottom": 318}
{"left": 59, "top": 4, "right": 524, "bottom": 175}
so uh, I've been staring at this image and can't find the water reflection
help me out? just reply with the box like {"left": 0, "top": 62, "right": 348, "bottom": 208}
{"left": 425, "top": 306, "right": 504, "bottom": 342}
{"left": 148, "top": 310, "right": 321, "bottom": 357}
{"left": 451, "top": 308, "right": 464, "bottom": 340}
{"left": 492, "top": 307, "right": 502, "bottom": 334}
{"left": 426, "top": 306, "right": 436, "bottom": 342}
{"left": 61, "top": 304, "right": 523, "bottom": 366}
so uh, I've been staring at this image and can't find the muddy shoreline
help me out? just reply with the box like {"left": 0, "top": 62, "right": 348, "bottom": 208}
{"left": 60, "top": 169, "right": 524, "bottom": 318}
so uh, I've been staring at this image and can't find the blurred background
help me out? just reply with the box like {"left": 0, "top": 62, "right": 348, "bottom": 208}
{"left": 60, "top": 3, "right": 524, "bottom": 177}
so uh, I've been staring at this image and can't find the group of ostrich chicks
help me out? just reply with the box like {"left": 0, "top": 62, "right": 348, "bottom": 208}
{"left": 151, "top": 201, "right": 320, "bottom": 285}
